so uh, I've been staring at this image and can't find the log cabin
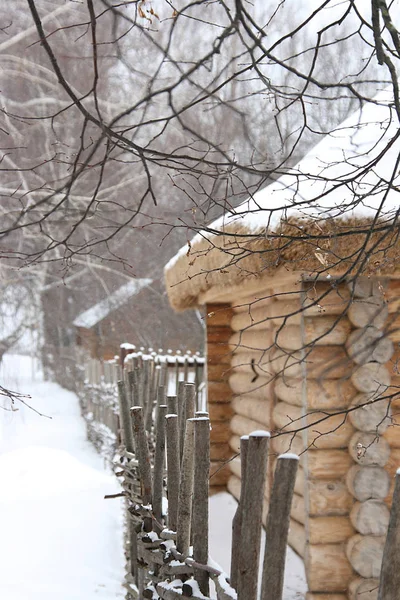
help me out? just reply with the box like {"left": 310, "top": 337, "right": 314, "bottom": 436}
{"left": 164, "top": 89, "right": 400, "bottom": 599}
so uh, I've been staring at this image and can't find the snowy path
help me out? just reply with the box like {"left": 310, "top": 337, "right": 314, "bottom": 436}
{"left": 0, "top": 355, "right": 306, "bottom": 600}
{"left": 0, "top": 355, "right": 125, "bottom": 600}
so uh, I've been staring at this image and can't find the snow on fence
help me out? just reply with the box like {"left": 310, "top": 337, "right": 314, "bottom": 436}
{"left": 114, "top": 360, "right": 301, "bottom": 600}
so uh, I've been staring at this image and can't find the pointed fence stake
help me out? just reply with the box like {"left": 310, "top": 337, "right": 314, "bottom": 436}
{"left": 261, "top": 453, "right": 299, "bottom": 600}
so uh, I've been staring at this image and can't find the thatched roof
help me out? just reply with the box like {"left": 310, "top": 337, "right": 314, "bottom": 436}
{"left": 165, "top": 89, "right": 400, "bottom": 311}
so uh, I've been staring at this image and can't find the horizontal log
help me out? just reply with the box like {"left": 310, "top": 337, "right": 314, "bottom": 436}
{"left": 229, "top": 434, "right": 241, "bottom": 454}
{"left": 274, "top": 376, "right": 357, "bottom": 410}
{"left": 347, "top": 277, "right": 388, "bottom": 299}
{"left": 306, "top": 594, "right": 347, "bottom": 600}
{"left": 307, "top": 449, "right": 354, "bottom": 480}
{"left": 383, "top": 424, "right": 400, "bottom": 447}
{"left": 346, "top": 327, "right": 394, "bottom": 365}
{"left": 210, "top": 443, "right": 233, "bottom": 461}
{"left": 349, "top": 431, "right": 391, "bottom": 466}
{"left": 231, "top": 287, "right": 274, "bottom": 313}
{"left": 229, "top": 372, "right": 273, "bottom": 399}
{"left": 210, "top": 421, "right": 231, "bottom": 444}
{"left": 388, "top": 314, "right": 400, "bottom": 342}
{"left": 308, "top": 479, "right": 353, "bottom": 516}
{"left": 273, "top": 401, "right": 354, "bottom": 449}
{"left": 305, "top": 543, "right": 353, "bottom": 592}
{"left": 231, "top": 306, "right": 273, "bottom": 332}
{"left": 208, "top": 381, "right": 232, "bottom": 404}
{"left": 210, "top": 461, "right": 231, "bottom": 487}
{"left": 206, "top": 304, "right": 233, "bottom": 327}
{"left": 351, "top": 363, "right": 391, "bottom": 394}
{"left": 207, "top": 343, "right": 232, "bottom": 365}
{"left": 288, "top": 518, "right": 306, "bottom": 558}
{"left": 348, "top": 577, "right": 379, "bottom": 600}
{"left": 291, "top": 492, "right": 306, "bottom": 524}
{"left": 229, "top": 329, "right": 273, "bottom": 352}
{"left": 208, "top": 326, "right": 232, "bottom": 344}
{"left": 231, "top": 414, "right": 270, "bottom": 439}
{"left": 273, "top": 317, "right": 351, "bottom": 350}
{"left": 309, "top": 515, "right": 354, "bottom": 544}
{"left": 208, "top": 363, "right": 231, "bottom": 382}
{"left": 271, "top": 432, "right": 304, "bottom": 457}
{"left": 350, "top": 499, "right": 390, "bottom": 536}
{"left": 231, "top": 396, "right": 273, "bottom": 428}
{"left": 346, "top": 465, "right": 391, "bottom": 501}
{"left": 230, "top": 350, "right": 274, "bottom": 377}
{"left": 348, "top": 297, "right": 389, "bottom": 329}
{"left": 348, "top": 393, "right": 391, "bottom": 433}
{"left": 208, "top": 402, "right": 233, "bottom": 422}
{"left": 294, "top": 465, "right": 305, "bottom": 497}
{"left": 346, "top": 534, "right": 385, "bottom": 578}
{"left": 270, "top": 346, "right": 351, "bottom": 379}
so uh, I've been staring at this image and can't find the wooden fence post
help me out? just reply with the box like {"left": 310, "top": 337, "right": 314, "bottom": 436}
{"left": 193, "top": 417, "right": 210, "bottom": 595}
{"left": 261, "top": 453, "right": 299, "bottom": 600}
{"left": 153, "top": 404, "right": 167, "bottom": 533}
{"left": 378, "top": 471, "right": 400, "bottom": 600}
{"left": 176, "top": 418, "right": 195, "bottom": 557}
{"left": 231, "top": 435, "right": 249, "bottom": 590}
{"left": 237, "top": 431, "right": 270, "bottom": 600}
{"left": 117, "top": 380, "right": 135, "bottom": 453}
{"left": 131, "top": 406, "right": 153, "bottom": 532}
{"left": 165, "top": 414, "right": 180, "bottom": 532}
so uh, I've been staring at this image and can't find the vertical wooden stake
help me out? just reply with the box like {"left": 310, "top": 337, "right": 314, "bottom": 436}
{"left": 193, "top": 417, "right": 210, "bottom": 595}
{"left": 117, "top": 380, "right": 135, "bottom": 453}
{"left": 153, "top": 404, "right": 167, "bottom": 533}
{"left": 177, "top": 381, "right": 186, "bottom": 462}
{"left": 378, "top": 470, "right": 400, "bottom": 600}
{"left": 176, "top": 419, "right": 195, "bottom": 557}
{"left": 260, "top": 453, "right": 299, "bottom": 600}
{"left": 130, "top": 406, "right": 153, "bottom": 532}
{"left": 237, "top": 431, "right": 270, "bottom": 600}
{"left": 231, "top": 436, "right": 249, "bottom": 590}
{"left": 165, "top": 414, "right": 180, "bottom": 532}
{"left": 167, "top": 395, "right": 178, "bottom": 416}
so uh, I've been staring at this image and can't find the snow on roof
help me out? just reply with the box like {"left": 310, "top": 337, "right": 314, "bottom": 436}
{"left": 73, "top": 278, "right": 152, "bottom": 328}
{"left": 164, "top": 87, "right": 400, "bottom": 310}
{"left": 166, "top": 87, "right": 399, "bottom": 273}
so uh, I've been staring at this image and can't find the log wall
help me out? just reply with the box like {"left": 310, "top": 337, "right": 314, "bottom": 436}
{"left": 205, "top": 303, "right": 234, "bottom": 492}
{"left": 206, "top": 275, "right": 400, "bottom": 597}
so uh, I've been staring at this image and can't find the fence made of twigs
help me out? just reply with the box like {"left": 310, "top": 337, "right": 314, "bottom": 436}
{"left": 79, "top": 346, "right": 206, "bottom": 457}
{"left": 113, "top": 350, "right": 304, "bottom": 600}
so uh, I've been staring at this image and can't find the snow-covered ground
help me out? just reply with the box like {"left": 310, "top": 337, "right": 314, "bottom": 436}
{"left": 0, "top": 354, "right": 306, "bottom": 599}
{"left": 0, "top": 355, "right": 125, "bottom": 600}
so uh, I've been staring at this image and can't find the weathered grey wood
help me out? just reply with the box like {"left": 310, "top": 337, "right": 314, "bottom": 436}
{"left": 378, "top": 472, "right": 400, "bottom": 600}
{"left": 153, "top": 404, "right": 167, "bottom": 533}
{"left": 176, "top": 419, "right": 195, "bottom": 557}
{"left": 145, "top": 361, "right": 159, "bottom": 431}
{"left": 165, "top": 414, "right": 180, "bottom": 532}
{"left": 192, "top": 417, "right": 210, "bottom": 595}
{"left": 237, "top": 431, "right": 270, "bottom": 600}
{"left": 184, "top": 383, "right": 196, "bottom": 421}
{"left": 167, "top": 395, "right": 178, "bottom": 416}
{"left": 117, "top": 380, "right": 135, "bottom": 453}
{"left": 131, "top": 406, "right": 153, "bottom": 531}
{"left": 144, "top": 358, "right": 154, "bottom": 432}
{"left": 261, "top": 453, "right": 299, "bottom": 600}
{"left": 350, "top": 499, "right": 390, "bottom": 536}
{"left": 177, "top": 381, "right": 186, "bottom": 462}
{"left": 129, "top": 519, "right": 139, "bottom": 587}
{"left": 127, "top": 370, "right": 135, "bottom": 407}
{"left": 231, "top": 435, "right": 249, "bottom": 590}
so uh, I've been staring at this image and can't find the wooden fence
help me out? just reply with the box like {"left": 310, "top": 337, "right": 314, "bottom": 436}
{"left": 79, "top": 346, "right": 206, "bottom": 458}
{"left": 114, "top": 353, "right": 302, "bottom": 600}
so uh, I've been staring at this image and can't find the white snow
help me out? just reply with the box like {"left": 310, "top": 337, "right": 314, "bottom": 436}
{"left": 73, "top": 278, "right": 152, "bottom": 328}
{"left": 249, "top": 430, "right": 271, "bottom": 438}
{"left": 0, "top": 355, "right": 125, "bottom": 600}
{"left": 165, "top": 87, "right": 400, "bottom": 272}
{"left": 278, "top": 453, "right": 300, "bottom": 461}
